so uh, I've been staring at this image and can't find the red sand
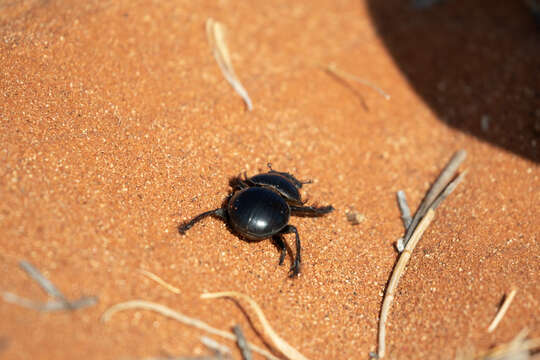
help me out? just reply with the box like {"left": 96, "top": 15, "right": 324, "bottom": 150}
{"left": 1, "top": 1, "right": 538, "bottom": 359}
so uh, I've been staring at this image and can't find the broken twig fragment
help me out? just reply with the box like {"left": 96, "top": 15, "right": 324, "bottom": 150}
{"left": 206, "top": 18, "right": 253, "bottom": 111}
{"left": 400, "top": 150, "right": 467, "bottom": 250}
{"left": 139, "top": 269, "right": 181, "bottom": 294}
{"left": 326, "top": 63, "right": 391, "bottom": 100}
{"left": 1, "top": 292, "right": 97, "bottom": 312}
{"left": 200, "top": 336, "right": 232, "bottom": 359}
{"left": 202, "top": 291, "right": 309, "bottom": 360}
{"left": 396, "top": 190, "right": 412, "bottom": 230}
{"left": 377, "top": 209, "right": 435, "bottom": 358}
{"left": 233, "top": 325, "right": 253, "bottom": 360}
{"left": 487, "top": 288, "right": 518, "bottom": 333}
{"left": 101, "top": 300, "right": 280, "bottom": 360}
{"left": 1, "top": 260, "right": 98, "bottom": 312}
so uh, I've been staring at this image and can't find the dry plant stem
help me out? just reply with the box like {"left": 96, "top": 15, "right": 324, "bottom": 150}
{"left": 487, "top": 288, "right": 518, "bottom": 333}
{"left": 233, "top": 325, "right": 253, "bottom": 360}
{"left": 138, "top": 269, "right": 181, "bottom": 294}
{"left": 206, "top": 18, "right": 253, "bottom": 111}
{"left": 201, "top": 336, "right": 231, "bottom": 358}
{"left": 396, "top": 190, "right": 412, "bottom": 230}
{"left": 19, "top": 260, "right": 68, "bottom": 302}
{"left": 474, "top": 328, "right": 540, "bottom": 359}
{"left": 1, "top": 292, "right": 97, "bottom": 311}
{"left": 101, "top": 300, "right": 280, "bottom": 360}
{"left": 377, "top": 209, "right": 435, "bottom": 359}
{"left": 326, "top": 63, "right": 391, "bottom": 100}
{"left": 202, "top": 292, "right": 309, "bottom": 360}
{"left": 430, "top": 171, "right": 468, "bottom": 211}
{"left": 402, "top": 150, "right": 467, "bottom": 249}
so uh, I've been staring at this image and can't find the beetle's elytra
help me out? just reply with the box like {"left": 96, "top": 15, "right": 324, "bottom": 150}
{"left": 178, "top": 164, "right": 334, "bottom": 277}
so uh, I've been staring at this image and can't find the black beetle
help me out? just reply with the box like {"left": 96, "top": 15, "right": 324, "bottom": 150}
{"left": 178, "top": 165, "right": 334, "bottom": 277}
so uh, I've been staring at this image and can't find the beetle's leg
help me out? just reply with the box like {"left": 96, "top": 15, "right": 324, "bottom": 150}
{"left": 266, "top": 163, "right": 311, "bottom": 188}
{"left": 290, "top": 205, "right": 334, "bottom": 217}
{"left": 230, "top": 174, "right": 250, "bottom": 190}
{"left": 271, "top": 234, "right": 287, "bottom": 266}
{"left": 281, "top": 225, "right": 301, "bottom": 277}
{"left": 178, "top": 208, "right": 225, "bottom": 234}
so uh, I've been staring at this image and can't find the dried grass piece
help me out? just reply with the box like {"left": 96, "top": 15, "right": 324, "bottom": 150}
{"left": 401, "top": 150, "right": 467, "bottom": 249}
{"left": 206, "top": 18, "right": 253, "bottom": 111}
{"left": 1, "top": 291, "right": 97, "bottom": 312}
{"left": 139, "top": 269, "right": 181, "bottom": 294}
{"left": 487, "top": 288, "right": 518, "bottom": 333}
{"left": 201, "top": 336, "right": 232, "bottom": 358}
{"left": 458, "top": 328, "right": 540, "bottom": 360}
{"left": 233, "top": 325, "right": 253, "bottom": 360}
{"left": 202, "top": 291, "right": 309, "bottom": 360}
{"left": 1, "top": 260, "right": 98, "bottom": 312}
{"left": 19, "top": 260, "right": 69, "bottom": 302}
{"left": 377, "top": 209, "right": 435, "bottom": 358}
{"left": 396, "top": 190, "right": 412, "bottom": 230}
{"left": 101, "top": 300, "right": 280, "bottom": 360}
{"left": 326, "top": 63, "right": 391, "bottom": 100}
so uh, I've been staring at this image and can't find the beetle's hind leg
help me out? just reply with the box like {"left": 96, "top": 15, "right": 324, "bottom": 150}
{"left": 290, "top": 204, "right": 334, "bottom": 217}
{"left": 178, "top": 208, "right": 226, "bottom": 234}
{"left": 280, "top": 225, "right": 301, "bottom": 277}
{"left": 271, "top": 234, "right": 288, "bottom": 266}
{"left": 266, "top": 163, "right": 312, "bottom": 188}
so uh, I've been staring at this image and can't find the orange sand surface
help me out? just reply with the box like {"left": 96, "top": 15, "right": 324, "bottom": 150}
{"left": 1, "top": 1, "right": 538, "bottom": 359}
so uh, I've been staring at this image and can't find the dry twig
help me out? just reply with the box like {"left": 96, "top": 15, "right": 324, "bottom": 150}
{"left": 456, "top": 328, "right": 540, "bottom": 360}
{"left": 233, "top": 325, "right": 253, "bottom": 360}
{"left": 487, "top": 288, "right": 518, "bottom": 333}
{"left": 1, "top": 260, "right": 98, "bottom": 312}
{"left": 202, "top": 291, "right": 309, "bottom": 360}
{"left": 206, "top": 18, "right": 253, "bottom": 111}
{"left": 201, "top": 336, "right": 231, "bottom": 359}
{"left": 377, "top": 150, "right": 467, "bottom": 358}
{"left": 377, "top": 209, "right": 435, "bottom": 358}
{"left": 101, "top": 300, "right": 280, "bottom": 360}
{"left": 400, "top": 150, "right": 467, "bottom": 250}
{"left": 139, "top": 269, "right": 181, "bottom": 294}
{"left": 326, "top": 63, "right": 391, "bottom": 100}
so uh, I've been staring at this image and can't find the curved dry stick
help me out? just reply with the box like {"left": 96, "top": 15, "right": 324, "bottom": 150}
{"left": 377, "top": 209, "right": 435, "bottom": 358}
{"left": 206, "top": 18, "right": 253, "bottom": 111}
{"left": 202, "top": 291, "right": 309, "bottom": 360}
{"left": 101, "top": 300, "right": 280, "bottom": 360}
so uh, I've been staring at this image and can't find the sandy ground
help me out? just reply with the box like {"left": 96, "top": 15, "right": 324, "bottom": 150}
{"left": 0, "top": 0, "right": 538, "bottom": 359}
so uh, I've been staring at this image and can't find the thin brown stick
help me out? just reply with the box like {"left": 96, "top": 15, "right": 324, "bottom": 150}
{"left": 101, "top": 300, "right": 280, "bottom": 360}
{"left": 487, "top": 288, "right": 518, "bottom": 333}
{"left": 377, "top": 209, "right": 435, "bottom": 358}
{"left": 206, "top": 18, "right": 253, "bottom": 111}
{"left": 202, "top": 291, "right": 309, "bottom": 360}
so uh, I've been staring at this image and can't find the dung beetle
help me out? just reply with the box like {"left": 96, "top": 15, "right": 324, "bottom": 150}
{"left": 178, "top": 165, "right": 334, "bottom": 277}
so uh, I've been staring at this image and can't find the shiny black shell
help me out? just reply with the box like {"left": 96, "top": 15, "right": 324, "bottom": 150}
{"left": 228, "top": 187, "right": 290, "bottom": 240}
{"left": 249, "top": 173, "right": 302, "bottom": 204}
